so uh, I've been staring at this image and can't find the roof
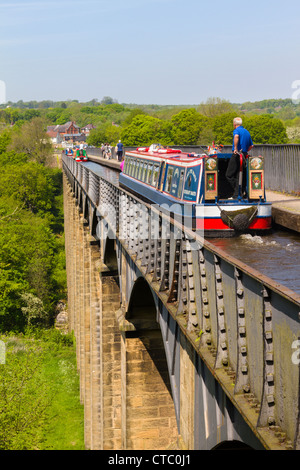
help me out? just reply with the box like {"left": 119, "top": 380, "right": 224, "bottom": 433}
{"left": 47, "top": 130, "right": 58, "bottom": 138}
{"left": 51, "top": 121, "right": 80, "bottom": 133}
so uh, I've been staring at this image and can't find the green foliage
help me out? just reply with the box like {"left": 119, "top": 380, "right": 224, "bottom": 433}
{"left": 0, "top": 331, "right": 84, "bottom": 450}
{"left": 244, "top": 115, "right": 288, "bottom": 144}
{"left": 212, "top": 112, "right": 238, "bottom": 144}
{"left": 121, "top": 114, "right": 172, "bottom": 146}
{"left": 0, "top": 263, "right": 27, "bottom": 330}
{"left": 8, "top": 117, "right": 53, "bottom": 164}
{"left": 1, "top": 96, "right": 293, "bottom": 148}
{"left": 212, "top": 113, "right": 288, "bottom": 145}
{"left": 0, "top": 129, "right": 11, "bottom": 153}
{"left": 0, "top": 132, "right": 66, "bottom": 332}
{"left": 0, "top": 339, "right": 52, "bottom": 449}
{"left": 197, "top": 97, "right": 235, "bottom": 118}
{"left": 0, "top": 163, "right": 56, "bottom": 214}
{"left": 87, "top": 122, "right": 122, "bottom": 146}
{"left": 0, "top": 211, "right": 60, "bottom": 329}
{"left": 170, "top": 109, "right": 211, "bottom": 145}
{"left": 20, "top": 293, "right": 48, "bottom": 327}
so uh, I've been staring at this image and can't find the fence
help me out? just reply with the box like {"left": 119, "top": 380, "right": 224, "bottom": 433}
{"left": 87, "top": 144, "right": 300, "bottom": 194}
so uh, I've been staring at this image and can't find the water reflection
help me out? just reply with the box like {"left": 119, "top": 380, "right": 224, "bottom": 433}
{"left": 210, "top": 230, "right": 300, "bottom": 294}
{"left": 83, "top": 161, "right": 119, "bottom": 186}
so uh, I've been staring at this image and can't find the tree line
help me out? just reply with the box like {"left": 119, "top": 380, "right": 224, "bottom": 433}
{"left": 98, "top": 110, "right": 288, "bottom": 147}
{"left": 0, "top": 121, "right": 65, "bottom": 332}
{"left": 1, "top": 97, "right": 298, "bottom": 149}
{"left": 0, "top": 120, "right": 84, "bottom": 451}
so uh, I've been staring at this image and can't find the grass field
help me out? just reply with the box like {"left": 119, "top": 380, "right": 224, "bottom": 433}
{"left": 0, "top": 329, "right": 85, "bottom": 450}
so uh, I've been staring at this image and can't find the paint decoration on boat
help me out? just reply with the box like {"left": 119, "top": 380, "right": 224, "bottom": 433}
{"left": 74, "top": 148, "right": 89, "bottom": 162}
{"left": 119, "top": 144, "right": 272, "bottom": 237}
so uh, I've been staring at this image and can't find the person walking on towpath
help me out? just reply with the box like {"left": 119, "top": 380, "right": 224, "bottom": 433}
{"left": 226, "top": 117, "right": 253, "bottom": 199}
{"left": 116, "top": 140, "right": 124, "bottom": 161}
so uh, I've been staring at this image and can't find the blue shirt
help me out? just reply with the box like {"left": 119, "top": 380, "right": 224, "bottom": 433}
{"left": 232, "top": 126, "right": 253, "bottom": 152}
{"left": 117, "top": 142, "right": 124, "bottom": 151}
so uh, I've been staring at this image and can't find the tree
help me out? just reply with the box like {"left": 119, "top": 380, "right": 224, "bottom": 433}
{"left": 244, "top": 115, "right": 288, "bottom": 144}
{"left": 198, "top": 97, "right": 235, "bottom": 118}
{"left": 0, "top": 129, "right": 11, "bottom": 153}
{"left": 101, "top": 96, "right": 117, "bottom": 105}
{"left": 105, "top": 125, "right": 121, "bottom": 145}
{"left": 8, "top": 117, "right": 53, "bottom": 164}
{"left": 21, "top": 292, "right": 48, "bottom": 326}
{"left": 170, "top": 109, "right": 211, "bottom": 145}
{"left": 121, "top": 115, "right": 172, "bottom": 146}
{"left": 0, "top": 163, "right": 56, "bottom": 215}
{"left": 0, "top": 144, "right": 66, "bottom": 331}
{"left": 212, "top": 112, "right": 238, "bottom": 144}
{"left": 122, "top": 108, "right": 147, "bottom": 126}
{"left": 212, "top": 113, "right": 288, "bottom": 145}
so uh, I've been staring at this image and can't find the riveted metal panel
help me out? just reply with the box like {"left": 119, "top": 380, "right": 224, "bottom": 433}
{"left": 62, "top": 155, "right": 300, "bottom": 450}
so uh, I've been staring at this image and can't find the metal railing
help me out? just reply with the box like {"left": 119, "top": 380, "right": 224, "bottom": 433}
{"left": 221, "top": 144, "right": 300, "bottom": 193}
{"left": 87, "top": 144, "right": 300, "bottom": 194}
{"left": 62, "top": 154, "right": 300, "bottom": 449}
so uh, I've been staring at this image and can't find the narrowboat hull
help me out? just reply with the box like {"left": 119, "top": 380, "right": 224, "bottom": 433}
{"left": 119, "top": 173, "right": 272, "bottom": 237}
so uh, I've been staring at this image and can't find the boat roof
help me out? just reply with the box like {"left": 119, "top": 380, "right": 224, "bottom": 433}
{"left": 126, "top": 145, "right": 206, "bottom": 165}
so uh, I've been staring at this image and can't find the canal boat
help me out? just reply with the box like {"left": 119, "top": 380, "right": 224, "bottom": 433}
{"left": 118, "top": 144, "right": 272, "bottom": 237}
{"left": 65, "top": 148, "right": 73, "bottom": 157}
{"left": 74, "top": 148, "right": 89, "bottom": 162}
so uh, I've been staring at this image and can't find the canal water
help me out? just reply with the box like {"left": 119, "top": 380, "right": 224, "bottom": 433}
{"left": 210, "top": 230, "right": 300, "bottom": 295}
{"left": 84, "top": 160, "right": 300, "bottom": 295}
{"left": 85, "top": 161, "right": 119, "bottom": 185}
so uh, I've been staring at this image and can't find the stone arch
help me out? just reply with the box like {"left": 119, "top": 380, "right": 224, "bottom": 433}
{"left": 83, "top": 194, "right": 89, "bottom": 221}
{"left": 126, "top": 277, "right": 158, "bottom": 328}
{"left": 77, "top": 186, "right": 83, "bottom": 212}
{"left": 103, "top": 236, "right": 118, "bottom": 272}
{"left": 122, "top": 276, "right": 178, "bottom": 449}
{"left": 90, "top": 206, "right": 98, "bottom": 238}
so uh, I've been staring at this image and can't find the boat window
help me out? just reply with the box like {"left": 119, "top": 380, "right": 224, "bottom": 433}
{"left": 137, "top": 159, "right": 143, "bottom": 179}
{"left": 141, "top": 162, "right": 147, "bottom": 182}
{"left": 124, "top": 157, "right": 129, "bottom": 174}
{"left": 138, "top": 159, "right": 143, "bottom": 180}
{"left": 146, "top": 163, "right": 154, "bottom": 184}
{"left": 126, "top": 157, "right": 132, "bottom": 175}
{"left": 132, "top": 159, "right": 137, "bottom": 178}
{"left": 177, "top": 168, "right": 186, "bottom": 199}
{"left": 135, "top": 159, "right": 140, "bottom": 179}
{"left": 133, "top": 159, "right": 139, "bottom": 178}
{"left": 151, "top": 163, "right": 160, "bottom": 187}
{"left": 164, "top": 166, "right": 174, "bottom": 193}
{"left": 128, "top": 158, "right": 134, "bottom": 176}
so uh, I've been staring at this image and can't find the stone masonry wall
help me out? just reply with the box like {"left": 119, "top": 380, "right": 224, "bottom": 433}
{"left": 63, "top": 174, "right": 179, "bottom": 450}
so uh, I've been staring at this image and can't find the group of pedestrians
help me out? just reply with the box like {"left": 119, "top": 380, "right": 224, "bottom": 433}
{"left": 101, "top": 143, "right": 112, "bottom": 160}
{"left": 101, "top": 140, "right": 124, "bottom": 161}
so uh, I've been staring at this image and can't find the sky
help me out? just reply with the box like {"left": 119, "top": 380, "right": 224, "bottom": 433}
{"left": 0, "top": 0, "right": 300, "bottom": 105}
